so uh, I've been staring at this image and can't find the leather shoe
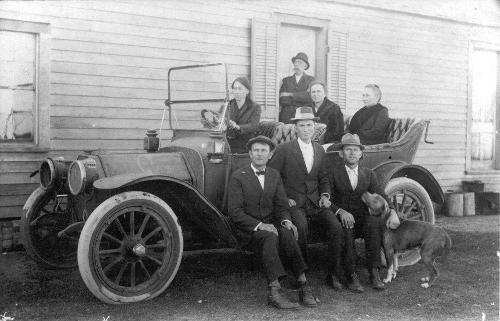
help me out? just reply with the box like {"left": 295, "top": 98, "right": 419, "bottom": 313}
{"left": 267, "top": 286, "right": 301, "bottom": 310}
{"left": 326, "top": 274, "right": 344, "bottom": 290}
{"left": 298, "top": 282, "right": 317, "bottom": 307}
{"left": 348, "top": 273, "right": 364, "bottom": 293}
{"left": 370, "top": 268, "right": 385, "bottom": 291}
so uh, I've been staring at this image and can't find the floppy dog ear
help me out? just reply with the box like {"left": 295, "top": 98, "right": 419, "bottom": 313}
{"left": 386, "top": 209, "right": 401, "bottom": 229}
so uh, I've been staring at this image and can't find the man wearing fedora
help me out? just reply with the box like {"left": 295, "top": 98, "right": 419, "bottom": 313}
{"left": 279, "top": 52, "right": 315, "bottom": 124}
{"left": 327, "top": 133, "right": 392, "bottom": 292}
{"left": 268, "top": 107, "right": 344, "bottom": 290}
{"left": 228, "top": 135, "right": 317, "bottom": 309}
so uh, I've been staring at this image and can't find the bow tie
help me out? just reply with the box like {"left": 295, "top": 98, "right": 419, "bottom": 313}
{"left": 255, "top": 170, "right": 265, "bottom": 176}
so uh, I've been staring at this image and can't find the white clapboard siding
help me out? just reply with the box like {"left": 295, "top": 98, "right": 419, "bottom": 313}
{"left": 1, "top": 0, "right": 499, "bottom": 218}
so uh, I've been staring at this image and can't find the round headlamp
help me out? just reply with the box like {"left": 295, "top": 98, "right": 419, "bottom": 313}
{"left": 68, "top": 158, "right": 98, "bottom": 195}
{"left": 39, "top": 158, "right": 71, "bottom": 190}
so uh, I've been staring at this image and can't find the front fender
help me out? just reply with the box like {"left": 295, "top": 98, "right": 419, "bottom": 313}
{"left": 374, "top": 162, "right": 444, "bottom": 204}
{"left": 93, "top": 174, "right": 240, "bottom": 249}
{"left": 22, "top": 187, "right": 45, "bottom": 212}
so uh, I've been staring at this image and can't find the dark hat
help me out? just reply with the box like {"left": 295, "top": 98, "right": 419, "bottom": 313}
{"left": 246, "top": 135, "right": 276, "bottom": 151}
{"left": 290, "top": 106, "right": 319, "bottom": 122}
{"left": 340, "top": 133, "right": 364, "bottom": 150}
{"left": 291, "top": 52, "right": 310, "bottom": 70}
{"left": 232, "top": 76, "right": 251, "bottom": 92}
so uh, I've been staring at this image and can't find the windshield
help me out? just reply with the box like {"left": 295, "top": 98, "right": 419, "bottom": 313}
{"left": 164, "top": 64, "right": 229, "bottom": 131}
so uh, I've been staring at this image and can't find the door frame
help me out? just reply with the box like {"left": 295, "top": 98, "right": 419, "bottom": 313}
{"left": 466, "top": 40, "right": 500, "bottom": 173}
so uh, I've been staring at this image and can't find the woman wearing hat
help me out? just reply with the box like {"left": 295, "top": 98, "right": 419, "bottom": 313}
{"left": 226, "top": 76, "right": 262, "bottom": 153}
{"left": 279, "top": 52, "right": 315, "bottom": 124}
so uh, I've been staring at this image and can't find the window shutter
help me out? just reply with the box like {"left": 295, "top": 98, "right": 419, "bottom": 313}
{"left": 327, "top": 30, "right": 348, "bottom": 111}
{"left": 251, "top": 18, "right": 278, "bottom": 120}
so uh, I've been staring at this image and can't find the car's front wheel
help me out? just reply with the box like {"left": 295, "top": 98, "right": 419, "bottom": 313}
{"left": 77, "top": 191, "right": 183, "bottom": 304}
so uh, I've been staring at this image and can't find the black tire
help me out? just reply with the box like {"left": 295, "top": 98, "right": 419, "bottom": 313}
{"left": 384, "top": 177, "right": 435, "bottom": 266}
{"left": 21, "top": 188, "right": 79, "bottom": 268}
{"left": 385, "top": 177, "right": 435, "bottom": 223}
{"left": 77, "top": 191, "right": 183, "bottom": 304}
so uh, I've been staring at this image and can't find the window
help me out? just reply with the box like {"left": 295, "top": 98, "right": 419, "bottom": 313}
{"left": 0, "top": 19, "right": 50, "bottom": 150}
{"left": 468, "top": 42, "right": 500, "bottom": 171}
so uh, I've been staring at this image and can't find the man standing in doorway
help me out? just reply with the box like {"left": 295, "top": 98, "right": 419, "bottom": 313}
{"left": 279, "top": 52, "right": 314, "bottom": 124}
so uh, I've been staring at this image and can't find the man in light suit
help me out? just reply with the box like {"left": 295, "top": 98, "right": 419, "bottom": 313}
{"left": 228, "top": 135, "right": 317, "bottom": 309}
{"left": 279, "top": 52, "right": 315, "bottom": 124}
{"left": 327, "top": 133, "right": 392, "bottom": 292}
{"left": 268, "top": 107, "right": 344, "bottom": 290}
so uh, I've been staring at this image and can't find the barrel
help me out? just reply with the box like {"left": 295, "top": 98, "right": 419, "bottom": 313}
{"left": 463, "top": 192, "right": 476, "bottom": 216}
{"left": 445, "top": 192, "right": 463, "bottom": 217}
{"left": 2, "top": 222, "right": 13, "bottom": 250}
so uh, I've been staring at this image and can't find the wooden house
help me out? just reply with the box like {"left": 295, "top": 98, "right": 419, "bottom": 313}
{"left": 1, "top": 0, "right": 499, "bottom": 220}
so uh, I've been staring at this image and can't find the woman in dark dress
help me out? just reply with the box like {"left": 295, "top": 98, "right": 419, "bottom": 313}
{"left": 309, "top": 81, "right": 344, "bottom": 144}
{"left": 348, "top": 84, "right": 390, "bottom": 145}
{"left": 226, "top": 77, "right": 261, "bottom": 153}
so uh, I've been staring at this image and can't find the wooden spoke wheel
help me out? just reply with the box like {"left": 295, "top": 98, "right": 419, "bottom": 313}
{"left": 21, "top": 188, "right": 79, "bottom": 268}
{"left": 385, "top": 177, "right": 434, "bottom": 224}
{"left": 77, "top": 191, "right": 183, "bottom": 304}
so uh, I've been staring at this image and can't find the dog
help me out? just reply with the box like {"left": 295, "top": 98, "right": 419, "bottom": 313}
{"left": 361, "top": 192, "right": 452, "bottom": 288}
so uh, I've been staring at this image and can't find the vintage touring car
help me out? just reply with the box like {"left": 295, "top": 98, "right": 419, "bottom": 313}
{"left": 22, "top": 63, "right": 444, "bottom": 304}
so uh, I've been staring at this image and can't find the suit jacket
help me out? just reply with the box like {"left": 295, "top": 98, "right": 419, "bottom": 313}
{"left": 348, "top": 103, "right": 390, "bottom": 145}
{"left": 226, "top": 97, "right": 261, "bottom": 153}
{"left": 314, "top": 98, "right": 344, "bottom": 143}
{"left": 327, "top": 162, "right": 390, "bottom": 216}
{"left": 228, "top": 165, "right": 291, "bottom": 245}
{"left": 279, "top": 74, "right": 314, "bottom": 108}
{"left": 268, "top": 139, "right": 330, "bottom": 209}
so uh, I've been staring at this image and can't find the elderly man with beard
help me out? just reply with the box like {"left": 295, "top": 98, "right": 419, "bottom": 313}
{"left": 279, "top": 52, "right": 315, "bottom": 124}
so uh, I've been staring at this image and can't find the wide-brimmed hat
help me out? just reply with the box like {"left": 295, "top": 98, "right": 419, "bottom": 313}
{"left": 246, "top": 135, "right": 276, "bottom": 151}
{"left": 340, "top": 133, "right": 364, "bottom": 150}
{"left": 291, "top": 52, "right": 310, "bottom": 70}
{"left": 290, "top": 106, "right": 319, "bottom": 122}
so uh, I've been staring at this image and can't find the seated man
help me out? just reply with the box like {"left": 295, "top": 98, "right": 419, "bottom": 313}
{"left": 348, "top": 84, "right": 390, "bottom": 145}
{"left": 228, "top": 135, "right": 317, "bottom": 310}
{"left": 268, "top": 107, "right": 344, "bottom": 290}
{"left": 326, "top": 133, "right": 393, "bottom": 292}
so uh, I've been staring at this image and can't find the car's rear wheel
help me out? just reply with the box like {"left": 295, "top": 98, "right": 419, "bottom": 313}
{"left": 77, "top": 191, "right": 183, "bottom": 304}
{"left": 384, "top": 177, "right": 435, "bottom": 266}
{"left": 21, "top": 188, "right": 79, "bottom": 268}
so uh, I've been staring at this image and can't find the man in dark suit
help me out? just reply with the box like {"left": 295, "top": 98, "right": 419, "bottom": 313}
{"left": 279, "top": 52, "right": 315, "bottom": 124}
{"left": 228, "top": 135, "right": 317, "bottom": 309}
{"left": 268, "top": 107, "right": 344, "bottom": 290}
{"left": 348, "top": 84, "right": 390, "bottom": 145}
{"left": 327, "top": 133, "right": 392, "bottom": 292}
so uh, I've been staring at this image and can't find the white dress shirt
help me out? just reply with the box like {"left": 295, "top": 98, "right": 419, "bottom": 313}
{"left": 251, "top": 163, "right": 265, "bottom": 189}
{"left": 295, "top": 74, "right": 302, "bottom": 84}
{"left": 345, "top": 165, "right": 359, "bottom": 190}
{"left": 297, "top": 138, "right": 314, "bottom": 173}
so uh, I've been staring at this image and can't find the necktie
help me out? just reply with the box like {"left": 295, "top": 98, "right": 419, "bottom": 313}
{"left": 255, "top": 170, "right": 265, "bottom": 176}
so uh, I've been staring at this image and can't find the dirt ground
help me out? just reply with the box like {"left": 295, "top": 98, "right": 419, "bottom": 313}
{"left": 0, "top": 215, "right": 498, "bottom": 321}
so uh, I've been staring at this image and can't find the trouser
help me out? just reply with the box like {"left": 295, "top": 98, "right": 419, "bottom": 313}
{"left": 279, "top": 106, "right": 297, "bottom": 124}
{"left": 342, "top": 214, "right": 384, "bottom": 276}
{"left": 248, "top": 226, "right": 308, "bottom": 283}
{"left": 289, "top": 202, "right": 344, "bottom": 277}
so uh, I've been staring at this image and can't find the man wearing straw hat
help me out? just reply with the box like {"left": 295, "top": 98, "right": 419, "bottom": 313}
{"left": 269, "top": 106, "right": 344, "bottom": 290}
{"left": 279, "top": 52, "right": 315, "bottom": 124}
